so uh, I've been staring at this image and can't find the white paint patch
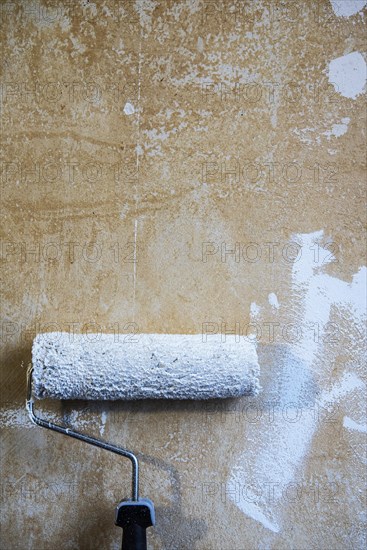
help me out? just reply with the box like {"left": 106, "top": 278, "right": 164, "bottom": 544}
{"left": 250, "top": 302, "right": 261, "bottom": 318}
{"left": 59, "top": 15, "right": 71, "bottom": 32}
{"left": 322, "top": 372, "right": 365, "bottom": 406}
{"left": 135, "top": 0, "right": 157, "bottom": 31}
{"left": 0, "top": 407, "right": 92, "bottom": 429}
{"left": 268, "top": 292, "right": 280, "bottom": 309}
{"left": 185, "top": 0, "right": 201, "bottom": 15}
{"left": 293, "top": 127, "right": 321, "bottom": 145}
{"left": 142, "top": 119, "right": 188, "bottom": 156}
{"left": 343, "top": 416, "right": 367, "bottom": 433}
{"left": 123, "top": 102, "right": 135, "bottom": 115}
{"left": 0, "top": 407, "right": 35, "bottom": 428}
{"left": 70, "top": 36, "right": 86, "bottom": 54}
{"left": 324, "top": 117, "right": 350, "bottom": 139}
{"left": 229, "top": 368, "right": 364, "bottom": 532}
{"left": 330, "top": 0, "right": 367, "bottom": 17}
{"left": 112, "top": 39, "right": 125, "bottom": 56}
{"left": 83, "top": 2, "right": 97, "bottom": 16}
{"left": 228, "top": 231, "right": 367, "bottom": 532}
{"left": 328, "top": 52, "right": 367, "bottom": 100}
{"left": 100, "top": 411, "right": 108, "bottom": 436}
{"left": 197, "top": 36, "right": 204, "bottom": 52}
{"left": 144, "top": 128, "right": 170, "bottom": 142}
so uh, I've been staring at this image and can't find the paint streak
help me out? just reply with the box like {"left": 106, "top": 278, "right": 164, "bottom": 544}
{"left": 132, "top": 218, "right": 138, "bottom": 321}
{"left": 228, "top": 231, "right": 366, "bottom": 532}
{"left": 343, "top": 416, "right": 367, "bottom": 433}
{"left": 268, "top": 292, "right": 280, "bottom": 309}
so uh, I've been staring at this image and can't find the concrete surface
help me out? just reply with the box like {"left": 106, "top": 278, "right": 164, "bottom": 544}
{"left": 1, "top": 1, "right": 366, "bottom": 549}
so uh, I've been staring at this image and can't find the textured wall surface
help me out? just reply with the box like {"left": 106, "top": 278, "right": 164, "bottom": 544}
{"left": 1, "top": 1, "right": 366, "bottom": 549}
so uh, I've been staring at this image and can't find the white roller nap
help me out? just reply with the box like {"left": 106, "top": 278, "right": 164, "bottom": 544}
{"left": 32, "top": 332, "right": 260, "bottom": 400}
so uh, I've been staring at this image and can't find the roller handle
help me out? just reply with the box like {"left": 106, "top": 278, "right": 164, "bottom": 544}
{"left": 121, "top": 523, "right": 147, "bottom": 550}
{"left": 115, "top": 499, "right": 155, "bottom": 550}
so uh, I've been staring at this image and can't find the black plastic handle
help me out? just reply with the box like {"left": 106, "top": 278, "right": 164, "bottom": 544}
{"left": 121, "top": 523, "right": 147, "bottom": 550}
{"left": 116, "top": 498, "right": 155, "bottom": 550}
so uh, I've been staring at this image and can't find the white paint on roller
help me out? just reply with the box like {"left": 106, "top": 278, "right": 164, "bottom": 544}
{"left": 229, "top": 231, "right": 366, "bottom": 532}
{"left": 330, "top": 0, "right": 367, "bottom": 17}
{"left": 328, "top": 52, "right": 366, "bottom": 100}
{"left": 32, "top": 333, "right": 260, "bottom": 400}
{"left": 343, "top": 416, "right": 367, "bottom": 433}
{"left": 268, "top": 292, "right": 280, "bottom": 309}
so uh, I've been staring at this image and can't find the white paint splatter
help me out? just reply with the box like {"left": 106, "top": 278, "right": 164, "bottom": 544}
{"left": 343, "top": 416, "right": 367, "bottom": 433}
{"left": 123, "top": 102, "right": 135, "bottom": 115}
{"left": 197, "top": 36, "right": 204, "bottom": 52}
{"left": 70, "top": 35, "right": 86, "bottom": 54}
{"left": 83, "top": 2, "right": 97, "bottom": 17}
{"left": 144, "top": 128, "right": 171, "bottom": 142}
{"left": 293, "top": 127, "right": 321, "bottom": 145}
{"left": 142, "top": 119, "right": 188, "bottom": 156}
{"left": 328, "top": 52, "right": 366, "bottom": 100}
{"left": 250, "top": 302, "right": 261, "bottom": 318}
{"left": 330, "top": 0, "right": 367, "bottom": 17}
{"left": 135, "top": 0, "right": 157, "bottom": 31}
{"left": 0, "top": 407, "right": 35, "bottom": 428}
{"left": 100, "top": 411, "right": 108, "bottom": 436}
{"left": 112, "top": 39, "right": 125, "bottom": 56}
{"left": 0, "top": 407, "right": 93, "bottom": 429}
{"left": 323, "top": 117, "right": 350, "bottom": 139}
{"left": 185, "top": 0, "right": 201, "bottom": 15}
{"left": 268, "top": 292, "right": 280, "bottom": 309}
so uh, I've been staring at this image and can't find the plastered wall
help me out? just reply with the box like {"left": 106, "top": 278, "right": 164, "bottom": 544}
{"left": 1, "top": 1, "right": 366, "bottom": 549}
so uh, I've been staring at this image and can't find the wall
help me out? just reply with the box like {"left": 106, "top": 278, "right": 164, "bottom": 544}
{"left": 1, "top": 1, "right": 366, "bottom": 548}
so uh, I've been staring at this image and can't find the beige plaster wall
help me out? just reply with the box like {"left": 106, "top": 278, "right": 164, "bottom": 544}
{"left": 1, "top": 1, "right": 366, "bottom": 548}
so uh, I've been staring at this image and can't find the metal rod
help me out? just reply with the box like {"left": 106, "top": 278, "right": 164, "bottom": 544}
{"left": 26, "top": 365, "right": 139, "bottom": 501}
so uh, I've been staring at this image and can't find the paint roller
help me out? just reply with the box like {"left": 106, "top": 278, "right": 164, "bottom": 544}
{"left": 27, "top": 332, "right": 260, "bottom": 549}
